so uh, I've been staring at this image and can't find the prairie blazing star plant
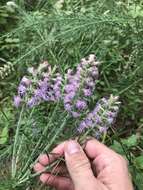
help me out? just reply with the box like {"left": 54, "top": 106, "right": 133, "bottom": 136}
{"left": 11, "top": 55, "right": 120, "bottom": 188}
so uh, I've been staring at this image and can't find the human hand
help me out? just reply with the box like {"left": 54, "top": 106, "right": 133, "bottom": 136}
{"left": 34, "top": 139, "right": 134, "bottom": 190}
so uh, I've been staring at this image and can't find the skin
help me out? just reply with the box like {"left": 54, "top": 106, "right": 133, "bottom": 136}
{"left": 34, "top": 139, "right": 134, "bottom": 190}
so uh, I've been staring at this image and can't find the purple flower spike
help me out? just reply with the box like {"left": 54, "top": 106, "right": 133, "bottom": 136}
{"left": 14, "top": 96, "right": 21, "bottom": 108}
{"left": 77, "top": 95, "right": 120, "bottom": 135}
{"left": 64, "top": 54, "right": 100, "bottom": 117}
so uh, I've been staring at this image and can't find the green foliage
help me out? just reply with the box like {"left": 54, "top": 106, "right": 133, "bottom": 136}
{"left": 0, "top": 0, "right": 143, "bottom": 189}
{"left": 135, "top": 156, "right": 143, "bottom": 170}
{"left": 122, "top": 135, "right": 138, "bottom": 148}
{"left": 0, "top": 3, "right": 19, "bottom": 99}
{"left": 0, "top": 2, "right": 19, "bottom": 60}
{"left": 111, "top": 131, "right": 143, "bottom": 190}
{"left": 0, "top": 127, "right": 8, "bottom": 144}
{"left": 10, "top": 0, "right": 143, "bottom": 122}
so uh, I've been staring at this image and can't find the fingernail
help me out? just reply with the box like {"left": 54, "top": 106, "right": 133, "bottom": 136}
{"left": 66, "top": 140, "right": 80, "bottom": 155}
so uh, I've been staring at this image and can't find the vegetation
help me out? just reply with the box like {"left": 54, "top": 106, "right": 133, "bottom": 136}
{"left": 0, "top": 0, "right": 143, "bottom": 189}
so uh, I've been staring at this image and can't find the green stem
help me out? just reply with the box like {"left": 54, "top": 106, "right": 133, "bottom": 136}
{"left": 12, "top": 106, "right": 24, "bottom": 178}
{"left": 20, "top": 114, "right": 69, "bottom": 182}
{"left": 47, "top": 110, "right": 67, "bottom": 140}
{"left": 15, "top": 135, "right": 24, "bottom": 174}
{"left": 102, "top": 131, "right": 107, "bottom": 143}
{"left": 79, "top": 129, "right": 92, "bottom": 143}
{"left": 20, "top": 104, "right": 60, "bottom": 176}
{"left": 43, "top": 115, "right": 69, "bottom": 153}
{"left": 17, "top": 159, "right": 62, "bottom": 185}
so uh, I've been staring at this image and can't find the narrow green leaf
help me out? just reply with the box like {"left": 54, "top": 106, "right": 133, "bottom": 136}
{"left": 0, "top": 127, "right": 8, "bottom": 144}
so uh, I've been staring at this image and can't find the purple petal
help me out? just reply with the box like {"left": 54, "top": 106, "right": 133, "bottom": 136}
{"left": 75, "top": 100, "right": 87, "bottom": 110}
{"left": 14, "top": 96, "right": 21, "bottom": 108}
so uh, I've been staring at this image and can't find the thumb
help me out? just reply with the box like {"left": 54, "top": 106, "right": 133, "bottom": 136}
{"left": 64, "top": 140, "right": 96, "bottom": 190}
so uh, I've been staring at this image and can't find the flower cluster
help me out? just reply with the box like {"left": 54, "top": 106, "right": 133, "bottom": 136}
{"left": 63, "top": 54, "right": 100, "bottom": 117}
{"left": 14, "top": 76, "right": 31, "bottom": 108}
{"left": 14, "top": 54, "right": 99, "bottom": 110}
{"left": 27, "top": 73, "right": 62, "bottom": 108}
{"left": 14, "top": 62, "right": 62, "bottom": 108}
{"left": 13, "top": 55, "right": 121, "bottom": 141}
{"left": 77, "top": 95, "right": 120, "bottom": 135}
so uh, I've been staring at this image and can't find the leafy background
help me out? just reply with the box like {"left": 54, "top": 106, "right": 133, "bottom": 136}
{"left": 0, "top": 0, "right": 143, "bottom": 189}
